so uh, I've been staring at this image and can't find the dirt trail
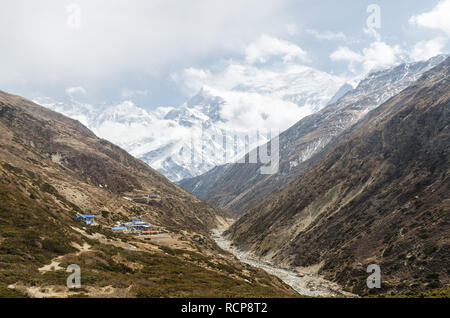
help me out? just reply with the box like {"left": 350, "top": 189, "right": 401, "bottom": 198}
{"left": 38, "top": 242, "right": 92, "bottom": 274}
{"left": 38, "top": 258, "right": 64, "bottom": 273}
{"left": 8, "top": 283, "right": 131, "bottom": 298}
{"left": 211, "top": 228, "right": 357, "bottom": 297}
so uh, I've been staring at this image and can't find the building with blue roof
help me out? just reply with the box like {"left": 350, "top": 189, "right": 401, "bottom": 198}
{"left": 76, "top": 215, "right": 95, "bottom": 225}
{"left": 111, "top": 227, "right": 126, "bottom": 231}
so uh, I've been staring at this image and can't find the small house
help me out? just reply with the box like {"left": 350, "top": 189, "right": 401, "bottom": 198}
{"left": 111, "top": 227, "right": 126, "bottom": 231}
{"left": 134, "top": 221, "right": 149, "bottom": 226}
{"left": 122, "top": 220, "right": 150, "bottom": 233}
{"left": 112, "top": 218, "right": 155, "bottom": 234}
{"left": 76, "top": 215, "right": 95, "bottom": 225}
{"left": 142, "top": 230, "right": 161, "bottom": 235}
{"left": 132, "top": 224, "right": 150, "bottom": 232}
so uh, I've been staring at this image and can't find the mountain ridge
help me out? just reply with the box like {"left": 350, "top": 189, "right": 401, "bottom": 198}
{"left": 179, "top": 55, "right": 448, "bottom": 216}
{"left": 226, "top": 57, "right": 450, "bottom": 295}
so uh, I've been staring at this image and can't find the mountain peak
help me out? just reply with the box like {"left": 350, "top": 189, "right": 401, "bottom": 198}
{"left": 186, "top": 87, "right": 225, "bottom": 122}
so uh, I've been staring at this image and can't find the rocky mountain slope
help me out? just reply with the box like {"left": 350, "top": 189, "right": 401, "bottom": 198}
{"left": 180, "top": 55, "right": 448, "bottom": 216}
{"left": 0, "top": 90, "right": 297, "bottom": 298}
{"left": 226, "top": 57, "right": 450, "bottom": 295}
{"left": 0, "top": 90, "right": 225, "bottom": 233}
{"left": 37, "top": 65, "right": 345, "bottom": 182}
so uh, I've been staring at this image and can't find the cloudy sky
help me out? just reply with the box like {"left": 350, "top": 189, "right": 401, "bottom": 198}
{"left": 0, "top": 0, "right": 449, "bottom": 108}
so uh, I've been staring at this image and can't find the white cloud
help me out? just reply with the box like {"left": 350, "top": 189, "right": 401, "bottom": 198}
{"left": 245, "top": 35, "right": 308, "bottom": 64}
{"left": 0, "top": 0, "right": 292, "bottom": 87}
{"left": 306, "top": 29, "right": 347, "bottom": 41}
{"left": 65, "top": 86, "right": 87, "bottom": 96}
{"left": 331, "top": 2, "right": 450, "bottom": 76}
{"left": 176, "top": 68, "right": 213, "bottom": 95}
{"left": 173, "top": 35, "right": 344, "bottom": 133}
{"left": 176, "top": 35, "right": 315, "bottom": 96}
{"left": 3, "top": 1, "right": 448, "bottom": 108}
{"left": 363, "top": 27, "right": 382, "bottom": 42}
{"left": 361, "top": 42, "right": 404, "bottom": 71}
{"left": 214, "top": 89, "right": 311, "bottom": 132}
{"left": 410, "top": 37, "right": 447, "bottom": 61}
{"left": 330, "top": 42, "right": 404, "bottom": 74}
{"left": 410, "top": 0, "right": 450, "bottom": 34}
{"left": 330, "top": 47, "right": 363, "bottom": 63}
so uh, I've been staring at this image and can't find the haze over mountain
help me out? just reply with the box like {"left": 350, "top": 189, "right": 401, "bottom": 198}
{"left": 36, "top": 64, "right": 345, "bottom": 182}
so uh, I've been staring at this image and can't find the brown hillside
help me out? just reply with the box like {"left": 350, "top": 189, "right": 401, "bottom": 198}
{"left": 227, "top": 57, "right": 450, "bottom": 296}
{"left": 0, "top": 90, "right": 227, "bottom": 233}
{"left": 0, "top": 91, "right": 296, "bottom": 298}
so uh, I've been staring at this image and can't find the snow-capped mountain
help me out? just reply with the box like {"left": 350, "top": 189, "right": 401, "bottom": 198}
{"left": 179, "top": 55, "right": 448, "bottom": 214}
{"left": 36, "top": 64, "right": 345, "bottom": 181}
{"left": 227, "top": 64, "right": 345, "bottom": 112}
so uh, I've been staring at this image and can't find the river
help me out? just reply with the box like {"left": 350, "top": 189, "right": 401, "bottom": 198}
{"left": 211, "top": 228, "right": 356, "bottom": 297}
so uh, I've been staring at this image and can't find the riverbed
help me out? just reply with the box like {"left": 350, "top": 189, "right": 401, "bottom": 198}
{"left": 211, "top": 228, "right": 356, "bottom": 297}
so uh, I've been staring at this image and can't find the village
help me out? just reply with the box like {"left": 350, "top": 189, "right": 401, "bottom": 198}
{"left": 75, "top": 193, "right": 169, "bottom": 238}
{"left": 76, "top": 214, "right": 169, "bottom": 237}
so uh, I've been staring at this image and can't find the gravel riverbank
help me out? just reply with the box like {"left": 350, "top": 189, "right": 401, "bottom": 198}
{"left": 211, "top": 228, "right": 357, "bottom": 297}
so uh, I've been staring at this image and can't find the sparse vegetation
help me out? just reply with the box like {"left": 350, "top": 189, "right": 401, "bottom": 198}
{"left": 0, "top": 92, "right": 295, "bottom": 298}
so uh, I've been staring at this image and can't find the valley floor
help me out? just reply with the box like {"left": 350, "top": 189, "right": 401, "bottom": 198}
{"left": 211, "top": 228, "right": 356, "bottom": 297}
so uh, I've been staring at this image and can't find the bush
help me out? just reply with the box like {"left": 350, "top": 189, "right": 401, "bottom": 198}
{"left": 42, "top": 238, "right": 73, "bottom": 254}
